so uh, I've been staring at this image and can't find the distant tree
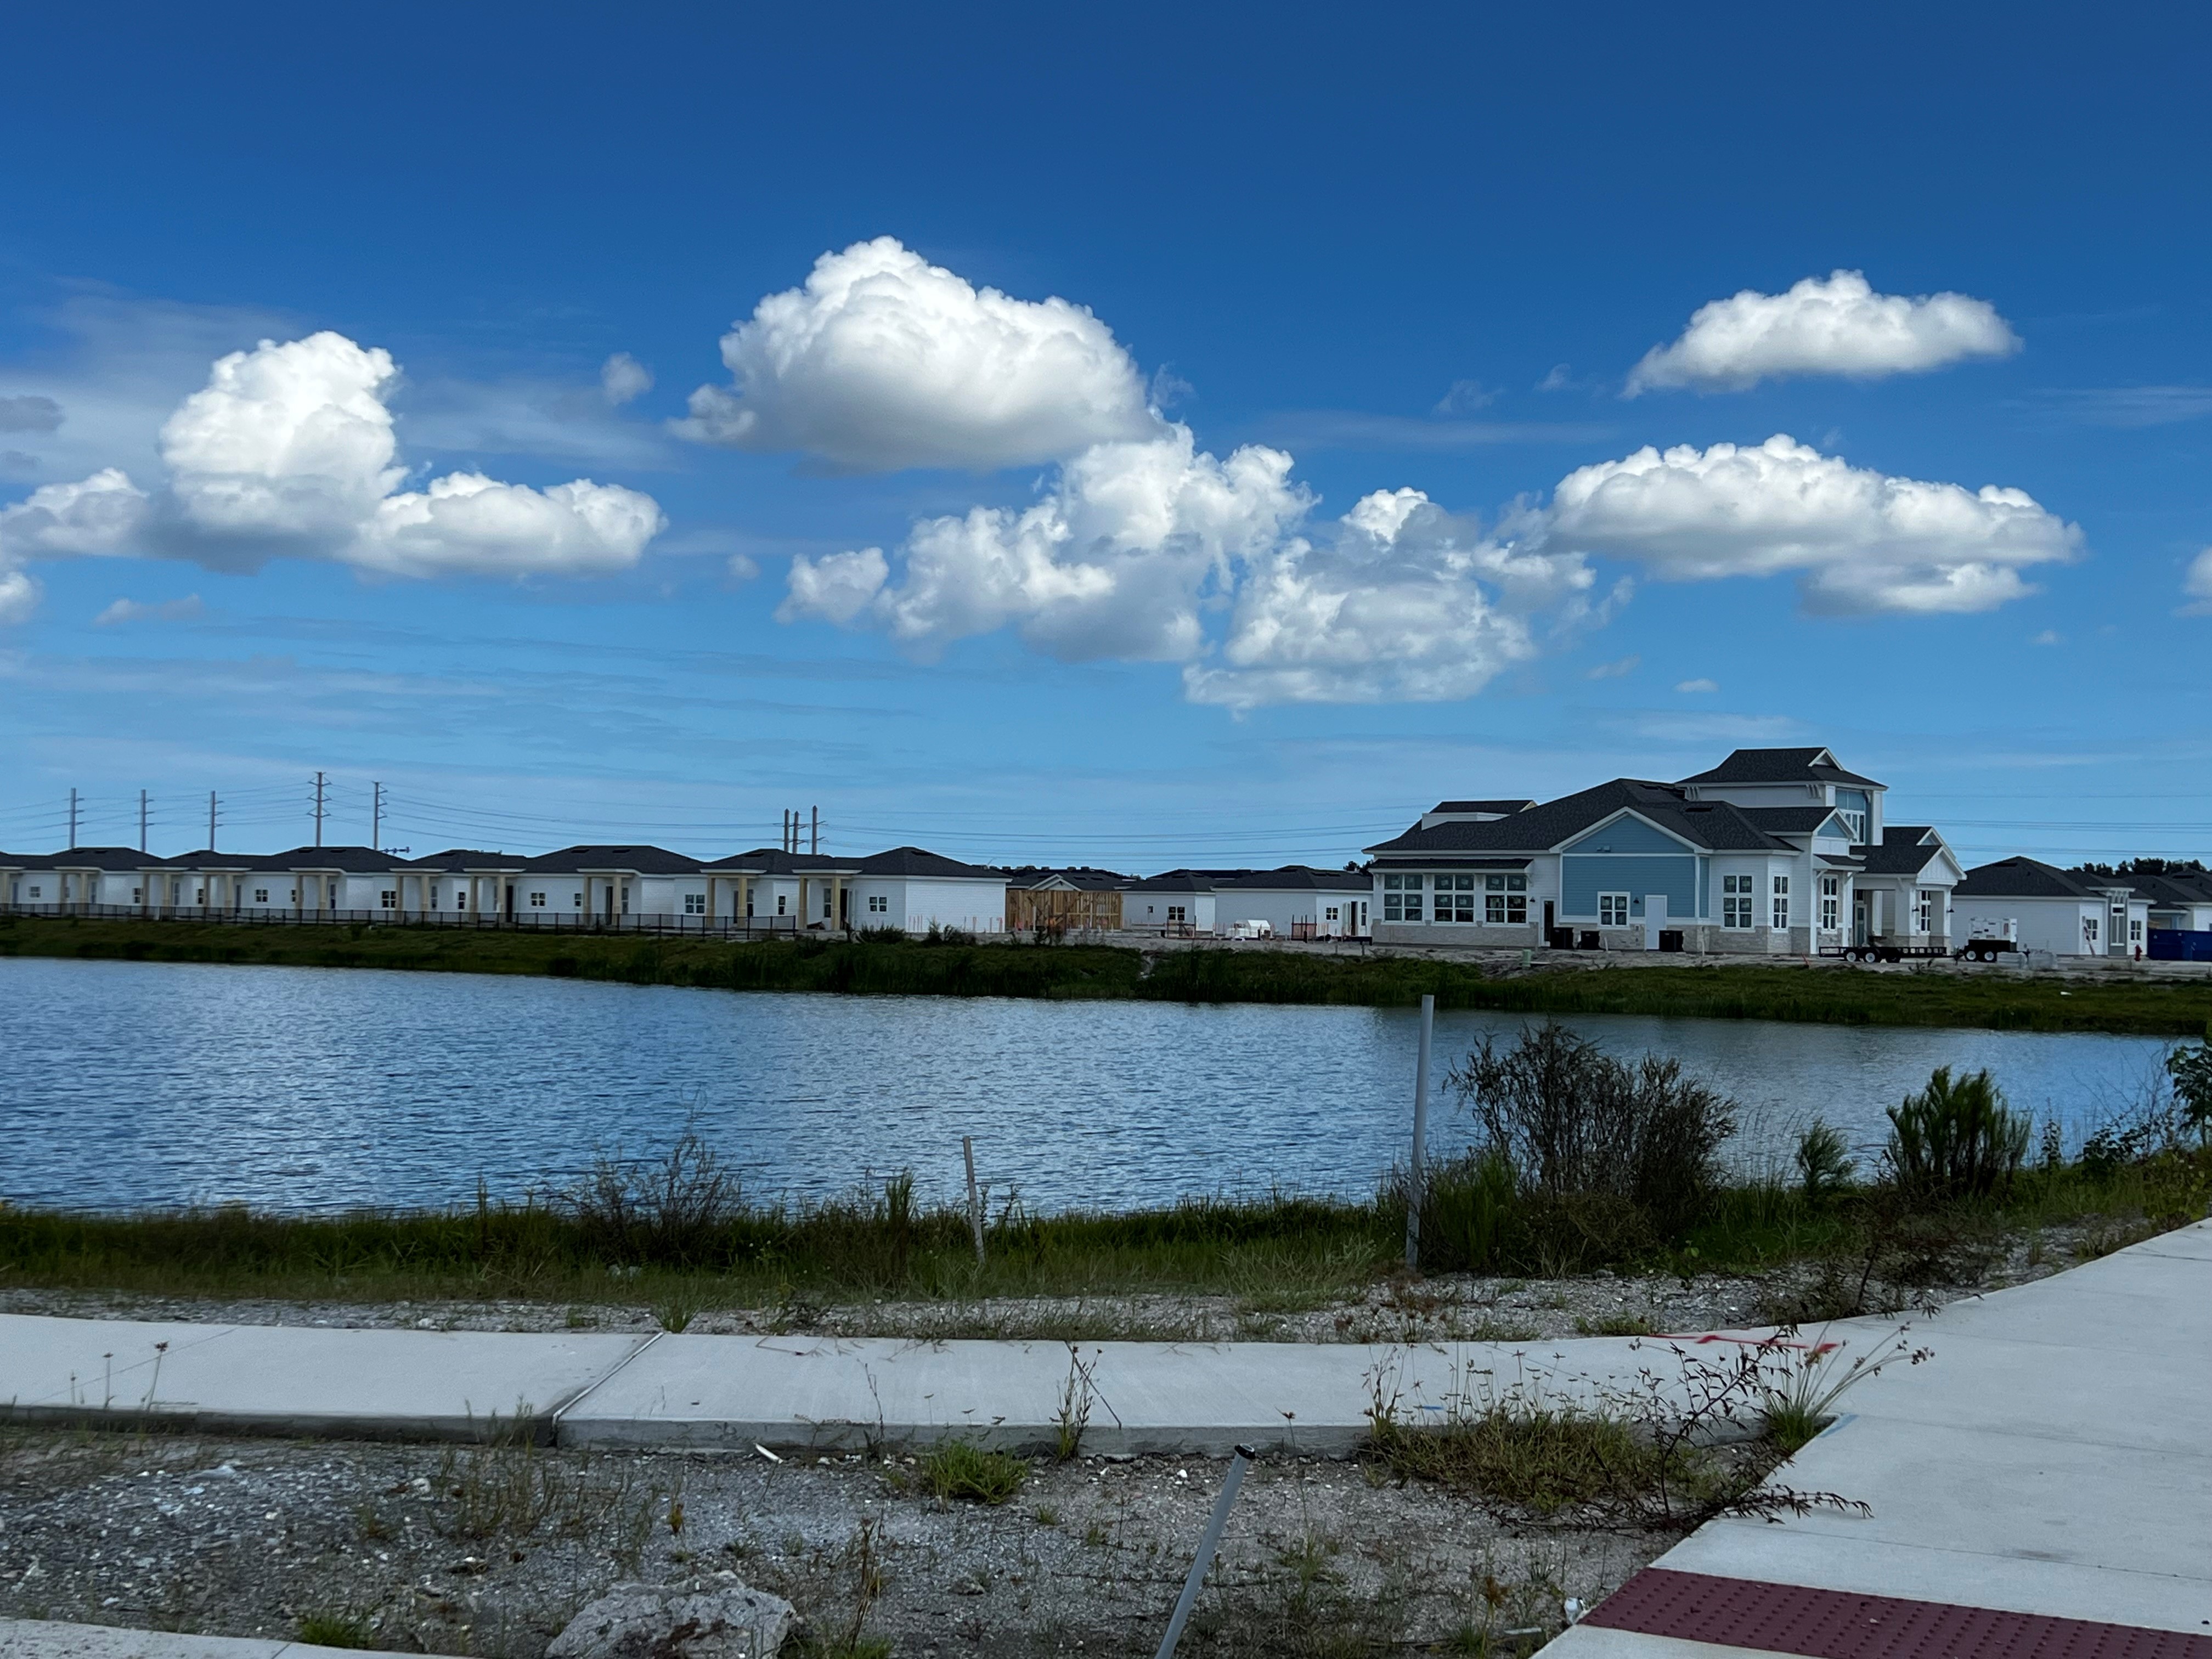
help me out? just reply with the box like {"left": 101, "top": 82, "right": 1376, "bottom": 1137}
{"left": 2074, "top": 857, "right": 2208, "bottom": 879}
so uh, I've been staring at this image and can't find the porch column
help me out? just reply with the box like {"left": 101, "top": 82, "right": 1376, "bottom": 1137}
{"left": 799, "top": 877, "right": 810, "bottom": 927}
{"left": 832, "top": 874, "right": 845, "bottom": 931}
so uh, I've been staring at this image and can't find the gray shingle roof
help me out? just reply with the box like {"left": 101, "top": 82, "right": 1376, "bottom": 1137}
{"left": 1853, "top": 828, "right": 1952, "bottom": 878}
{"left": 1005, "top": 866, "right": 1130, "bottom": 891}
{"left": 1212, "top": 865, "right": 1373, "bottom": 893}
{"left": 1429, "top": 799, "right": 1537, "bottom": 815}
{"left": 856, "top": 846, "right": 1003, "bottom": 880}
{"left": 17, "top": 847, "right": 178, "bottom": 871}
{"left": 1368, "top": 778, "right": 1795, "bottom": 856}
{"left": 1737, "top": 806, "right": 1849, "bottom": 834}
{"left": 1956, "top": 857, "right": 2135, "bottom": 900}
{"left": 697, "top": 849, "right": 860, "bottom": 875}
{"left": 518, "top": 844, "right": 703, "bottom": 875}
{"left": 1677, "top": 747, "right": 1886, "bottom": 789}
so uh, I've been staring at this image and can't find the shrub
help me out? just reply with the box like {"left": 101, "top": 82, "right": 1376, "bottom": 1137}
{"left": 1415, "top": 1149, "right": 1520, "bottom": 1272}
{"left": 1795, "top": 1120, "right": 1855, "bottom": 1201}
{"left": 1882, "top": 1067, "right": 2029, "bottom": 1203}
{"left": 856, "top": 926, "right": 908, "bottom": 943}
{"left": 1448, "top": 1021, "right": 1737, "bottom": 1240}
{"left": 2167, "top": 1041, "right": 2212, "bottom": 1138}
{"left": 562, "top": 1132, "right": 741, "bottom": 1265}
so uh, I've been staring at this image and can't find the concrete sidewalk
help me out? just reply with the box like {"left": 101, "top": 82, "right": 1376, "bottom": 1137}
{"left": 1558, "top": 1218, "right": 2212, "bottom": 1651}
{"left": 0, "top": 1621, "right": 415, "bottom": 1659}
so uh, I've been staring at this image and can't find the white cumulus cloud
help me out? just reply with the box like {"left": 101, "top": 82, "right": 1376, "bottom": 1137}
{"left": 1538, "top": 435, "right": 2078, "bottom": 614}
{"left": 2183, "top": 548, "right": 2212, "bottom": 614}
{"left": 1627, "top": 270, "right": 2019, "bottom": 394}
{"left": 678, "top": 237, "right": 1160, "bottom": 472}
{"left": 0, "top": 331, "right": 665, "bottom": 616}
{"left": 600, "top": 353, "right": 652, "bottom": 405}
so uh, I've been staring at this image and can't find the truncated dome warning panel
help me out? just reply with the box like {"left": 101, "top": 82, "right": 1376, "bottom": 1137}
{"left": 1582, "top": 1569, "right": 2212, "bottom": 1659}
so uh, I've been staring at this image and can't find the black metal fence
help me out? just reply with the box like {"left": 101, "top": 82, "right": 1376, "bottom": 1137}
{"left": 0, "top": 901, "right": 814, "bottom": 939}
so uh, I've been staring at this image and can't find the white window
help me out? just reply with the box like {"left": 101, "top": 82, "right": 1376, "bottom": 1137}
{"left": 1599, "top": 893, "right": 1630, "bottom": 928}
{"left": 1324, "top": 906, "right": 1339, "bottom": 922}
{"left": 821, "top": 891, "right": 831, "bottom": 918}
{"left": 776, "top": 894, "right": 787, "bottom": 915}
{"left": 27, "top": 884, "right": 41, "bottom": 899}
{"left": 1771, "top": 875, "right": 1791, "bottom": 931}
{"left": 253, "top": 888, "right": 270, "bottom": 904}
{"left": 1841, "top": 810, "right": 1865, "bottom": 842}
{"left": 868, "top": 894, "right": 889, "bottom": 913}
{"left": 621, "top": 890, "right": 630, "bottom": 915}
{"left": 1916, "top": 889, "right": 1933, "bottom": 934}
{"left": 1382, "top": 872, "right": 1424, "bottom": 923}
{"left": 2084, "top": 914, "right": 2100, "bottom": 947}
{"left": 1820, "top": 875, "right": 1840, "bottom": 932}
{"left": 132, "top": 887, "right": 143, "bottom": 904}
{"left": 1483, "top": 872, "right": 1527, "bottom": 925}
{"left": 683, "top": 893, "right": 706, "bottom": 914}
{"left": 573, "top": 892, "right": 584, "bottom": 908}
{"left": 1167, "top": 905, "right": 1187, "bottom": 924}
{"left": 194, "top": 887, "right": 205, "bottom": 904}
{"left": 1722, "top": 874, "right": 1753, "bottom": 929}
{"left": 2129, "top": 917, "right": 2143, "bottom": 944}
{"left": 529, "top": 891, "right": 546, "bottom": 907}
{"left": 287, "top": 888, "right": 298, "bottom": 904}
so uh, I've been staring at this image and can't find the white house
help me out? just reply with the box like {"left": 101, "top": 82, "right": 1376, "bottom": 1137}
{"left": 2128, "top": 871, "right": 2212, "bottom": 934}
{"left": 1954, "top": 857, "right": 2152, "bottom": 958}
{"left": 1122, "top": 873, "right": 1217, "bottom": 935}
{"left": 1210, "top": 867, "right": 1372, "bottom": 939}
{"left": 848, "top": 847, "right": 1007, "bottom": 933}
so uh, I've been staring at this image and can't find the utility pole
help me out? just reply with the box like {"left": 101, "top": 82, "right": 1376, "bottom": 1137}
{"left": 811, "top": 805, "right": 819, "bottom": 856}
{"left": 139, "top": 790, "right": 149, "bottom": 853}
{"left": 312, "top": 771, "right": 326, "bottom": 847}
{"left": 67, "top": 788, "right": 78, "bottom": 848}
{"left": 207, "top": 791, "right": 218, "bottom": 853}
{"left": 371, "top": 782, "right": 383, "bottom": 852}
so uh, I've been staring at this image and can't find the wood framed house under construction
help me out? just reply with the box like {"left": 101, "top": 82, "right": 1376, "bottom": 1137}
{"left": 1005, "top": 867, "right": 1126, "bottom": 935}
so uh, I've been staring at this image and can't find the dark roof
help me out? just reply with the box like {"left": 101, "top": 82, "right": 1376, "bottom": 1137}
{"left": 1368, "top": 778, "right": 1795, "bottom": 857}
{"left": 1736, "top": 806, "right": 1850, "bottom": 834}
{"left": 696, "top": 849, "right": 860, "bottom": 875}
{"left": 1429, "top": 799, "right": 1537, "bottom": 815}
{"left": 1004, "top": 866, "right": 1130, "bottom": 891}
{"left": 1677, "top": 747, "right": 1885, "bottom": 790}
{"left": 1213, "top": 865, "right": 1373, "bottom": 893}
{"left": 1126, "top": 872, "right": 1217, "bottom": 893}
{"left": 1853, "top": 827, "right": 1953, "bottom": 878}
{"left": 855, "top": 846, "right": 1002, "bottom": 880}
{"left": 18, "top": 846, "right": 178, "bottom": 871}
{"left": 2118, "top": 871, "right": 2212, "bottom": 907}
{"left": 521, "top": 844, "right": 702, "bottom": 875}
{"left": 251, "top": 844, "right": 409, "bottom": 873}
{"left": 1956, "top": 857, "right": 2136, "bottom": 901}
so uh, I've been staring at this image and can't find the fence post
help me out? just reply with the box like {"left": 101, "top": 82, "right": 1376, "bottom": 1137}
{"left": 1154, "top": 1444, "right": 1256, "bottom": 1659}
{"left": 1404, "top": 992, "right": 1433, "bottom": 1272}
{"left": 962, "top": 1135, "right": 986, "bottom": 1265}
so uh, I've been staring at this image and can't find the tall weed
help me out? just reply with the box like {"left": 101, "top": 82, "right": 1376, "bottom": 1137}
{"left": 1883, "top": 1068, "right": 2029, "bottom": 1203}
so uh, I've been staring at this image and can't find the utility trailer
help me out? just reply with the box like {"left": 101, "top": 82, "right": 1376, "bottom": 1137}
{"left": 1953, "top": 936, "right": 2022, "bottom": 963}
{"left": 1820, "top": 938, "right": 1956, "bottom": 963}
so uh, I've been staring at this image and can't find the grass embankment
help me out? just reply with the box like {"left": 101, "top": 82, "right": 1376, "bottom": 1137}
{"left": 1, "top": 1146, "right": 2198, "bottom": 1322}
{"left": 5, "top": 913, "right": 2211, "bottom": 1034}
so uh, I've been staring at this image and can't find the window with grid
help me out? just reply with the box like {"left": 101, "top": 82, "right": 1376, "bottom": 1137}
{"left": 1483, "top": 872, "right": 1527, "bottom": 924}
{"left": 1771, "top": 875, "right": 1791, "bottom": 931}
{"left": 1599, "top": 893, "right": 1629, "bottom": 928}
{"left": 1820, "top": 875, "right": 1839, "bottom": 932}
{"left": 529, "top": 891, "right": 546, "bottom": 907}
{"left": 684, "top": 893, "right": 706, "bottom": 914}
{"left": 253, "top": 888, "right": 269, "bottom": 904}
{"left": 869, "top": 895, "right": 888, "bottom": 913}
{"left": 1722, "top": 873, "right": 1753, "bottom": 929}
{"left": 1916, "top": 890, "right": 1933, "bottom": 933}
{"left": 1383, "top": 872, "right": 1424, "bottom": 922}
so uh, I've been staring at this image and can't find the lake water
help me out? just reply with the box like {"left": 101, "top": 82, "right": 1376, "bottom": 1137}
{"left": 0, "top": 956, "right": 2181, "bottom": 1214}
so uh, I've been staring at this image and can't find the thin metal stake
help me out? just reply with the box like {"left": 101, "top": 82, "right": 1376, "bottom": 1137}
{"left": 1154, "top": 1444, "right": 1255, "bottom": 1659}
{"left": 1404, "top": 992, "right": 1434, "bottom": 1271}
{"left": 962, "top": 1134, "right": 985, "bottom": 1264}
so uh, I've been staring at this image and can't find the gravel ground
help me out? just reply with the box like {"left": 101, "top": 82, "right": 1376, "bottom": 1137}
{"left": 0, "top": 1221, "right": 2114, "bottom": 1343}
{"left": 0, "top": 1430, "right": 1658, "bottom": 1656}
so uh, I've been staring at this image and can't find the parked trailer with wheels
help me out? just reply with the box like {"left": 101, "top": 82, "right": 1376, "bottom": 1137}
{"left": 1819, "top": 939, "right": 1952, "bottom": 964}
{"left": 1955, "top": 938, "right": 2021, "bottom": 963}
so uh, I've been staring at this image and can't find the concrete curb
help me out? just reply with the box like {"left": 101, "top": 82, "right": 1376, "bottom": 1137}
{"left": 0, "top": 1618, "right": 419, "bottom": 1658}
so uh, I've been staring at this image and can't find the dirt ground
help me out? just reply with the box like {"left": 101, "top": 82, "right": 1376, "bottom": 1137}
{"left": 0, "top": 1427, "right": 1658, "bottom": 1657}
{"left": 0, "top": 1220, "right": 2108, "bottom": 1345}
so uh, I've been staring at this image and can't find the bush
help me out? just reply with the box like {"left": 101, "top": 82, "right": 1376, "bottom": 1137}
{"left": 2168, "top": 1041, "right": 2212, "bottom": 1138}
{"left": 1883, "top": 1067, "right": 2029, "bottom": 1203}
{"left": 1795, "top": 1120, "right": 1855, "bottom": 1201}
{"left": 562, "top": 1133, "right": 741, "bottom": 1265}
{"left": 1448, "top": 1021, "right": 1737, "bottom": 1240}
{"left": 856, "top": 926, "right": 908, "bottom": 943}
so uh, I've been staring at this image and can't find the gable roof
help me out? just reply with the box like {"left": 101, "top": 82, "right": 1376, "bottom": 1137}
{"left": 697, "top": 848, "right": 860, "bottom": 875}
{"left": 1368, "top": 778, "right": 1796, "bottom": 857}
{"left": 1005, "top": 866, "right": 1130, "bottom": 891}
{"left": 1853, "top": 827, "right": 1956, "bottom": 879}
{"left": 1213, "top": 865, "right": 1373, "bottom": 893}
{"left": 19, "top": 846, "right": 178, "bottom": 872}
{"left": 1429, "top": 799, "right": 1537, "bottom": 815}
{"left": 1956, "top": 857, "right": 2136, "bottom": 901}
{"left": 1737, "top": 806, "right": 1852, "bottom": 835}
{"left": 856, "top": 845, "right": 1003, "bottom": 880}
{"left": 2114, "top": 871, "right": 2212, "bottom": 907}
{"left": 522, "top": 844, "right": 702, "bottom": 875}
{"left": 1677, "top": 747, "right": 1885, "bottom": 789}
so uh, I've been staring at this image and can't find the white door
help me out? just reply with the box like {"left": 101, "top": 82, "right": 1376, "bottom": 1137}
{"left": 1644, "top": 894, "right": 1668, "bottom": 951}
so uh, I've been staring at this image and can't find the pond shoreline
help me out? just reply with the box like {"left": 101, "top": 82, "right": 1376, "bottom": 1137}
{"left": 5, "top": 914, "right": 2210, "bottom": 1035}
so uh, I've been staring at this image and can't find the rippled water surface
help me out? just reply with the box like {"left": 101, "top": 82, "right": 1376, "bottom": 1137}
{"left": 0, "top": 956, "right": 2177, "bottom": 1213}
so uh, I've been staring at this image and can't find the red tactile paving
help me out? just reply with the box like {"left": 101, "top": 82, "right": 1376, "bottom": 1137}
{"left": 1582, "top": 1569, "right": 2212, "bottom": 1659}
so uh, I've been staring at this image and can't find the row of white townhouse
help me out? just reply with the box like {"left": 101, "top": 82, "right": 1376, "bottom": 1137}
{"left": 0, "top": 843, "right": 1009, "bottom": 934}
{"left": 1362, "top": 748, "right": 1964, "bottom": 955}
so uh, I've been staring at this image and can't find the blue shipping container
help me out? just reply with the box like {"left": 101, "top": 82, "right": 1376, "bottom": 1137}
{"left": 2146, "top": 929, "right": 2212, "bottom": 962}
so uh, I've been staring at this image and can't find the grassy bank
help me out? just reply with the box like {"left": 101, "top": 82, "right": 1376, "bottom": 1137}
{"left": 5, "top": 913, "right": 2212, "bottom": 1034}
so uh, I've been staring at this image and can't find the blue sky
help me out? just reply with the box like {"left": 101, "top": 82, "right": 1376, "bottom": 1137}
{"left": 2, "top": 4, "right": 2208, "bottom": 868}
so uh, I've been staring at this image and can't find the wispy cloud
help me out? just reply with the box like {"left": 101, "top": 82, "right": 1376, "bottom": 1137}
{"left": 94, "top": 594, "right": 202, "bottom": 626}
{"left": 2024, "top": 386, "right": 2212, "bottom": 427}
{"left": 1675, "top": 676, "right": 1719, "bottom": 693}
{"left": 1251, "top": 410, "right": 1615, "bottom": 452}
{"left": 1585, "top": 653, "right": 1639, "bottom": 679}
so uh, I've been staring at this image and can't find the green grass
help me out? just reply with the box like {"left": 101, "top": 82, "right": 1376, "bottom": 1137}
{"left": 918, "top": 1440, "right": 1028, "bottom": 1504}
{"left": 5, "top": 912, "right": 2211, "bottom": 1034}
{"left": 295, "top": 1613, "right": 376, "bottom": 1650}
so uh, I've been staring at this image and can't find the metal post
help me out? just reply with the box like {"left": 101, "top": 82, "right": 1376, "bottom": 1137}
{"left": 1404, "top": 992, "right": 1434, "bottom": 1272}
{"left": 207, "top": 791, "right": 217, "bottom": 853}
{"left": 67, "top": 788, "right": 78, "bottom": 848}
{"left": 371, "top": 782, "right": 382, "bottom": 852}
{"left": 811, "top": 805, "right": 819, "bottom": 855}
{"left": 962, "top": 1135, "right": 985, "bottom": 1264}
{"left": 138, "top": 790, "right": 148, "bottom": 853}
{"left": 312, "top": 771, "right": 326, "bottom": 847}
{"left": 1154, "top": 1445, "right": 1256, "bottom": 1659}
